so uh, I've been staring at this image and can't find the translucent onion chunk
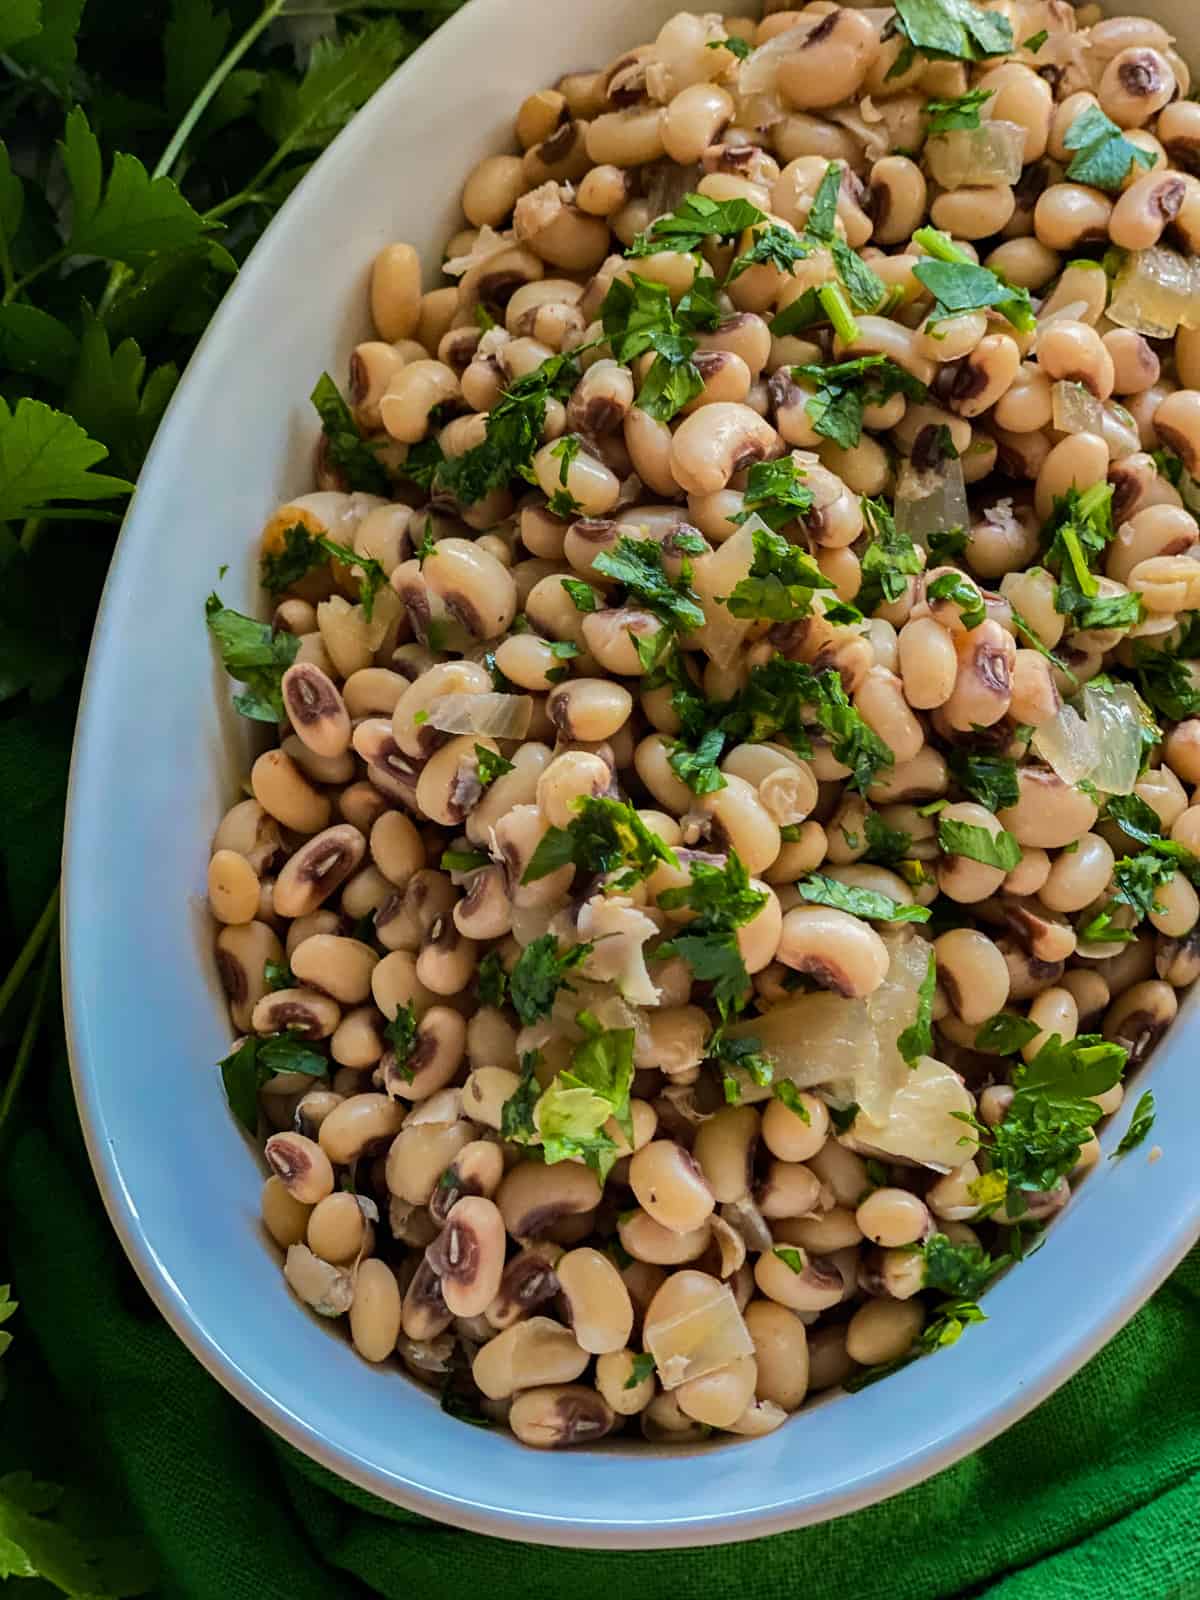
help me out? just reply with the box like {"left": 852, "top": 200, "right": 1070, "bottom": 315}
{"left": 644, "top": 1280, "right": 754, "bottom": 1390}
{"left": 924, "top": 121, "right": 1025, "bottom": 190}
{"left": 894, "top": 456, "right": 969, "bottom": 549}
{"left": 1052, "top": 381, "right": 1103, "bottom": 437}
{"left": 1033, "top": 679, "right": 1149, "bottom": 795}
{"left": 690, "top": 514, "right": 762, "bottom": 668}
{"left": 844, "top": 1055, "right": 978, "bottom": 1171}
{"left": 427, "top": 691, "right": 532, "bottom": 738}
{"left": 1032, "top": 701, "right": 1099, "bottom": 786}
{"left": 1102, "top": 400, "right": 1141, "bottom": 461}
{"left": 1107, "top": 246, "right": 1197, "bottom": 339}
{"left": 725, "top": 928, "right": 930, "bottom": 1123}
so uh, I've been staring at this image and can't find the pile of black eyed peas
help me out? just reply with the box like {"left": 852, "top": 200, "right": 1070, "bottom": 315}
{"left": 207, "top": 2, "right": 1200, "bottom": 1448}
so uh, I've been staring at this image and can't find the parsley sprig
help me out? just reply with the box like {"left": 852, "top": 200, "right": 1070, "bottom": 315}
{"left": 795, "top": 354, "right": 927, "bottom": 451}
{"left": 659, "top": 850, "right": 767, "bottom": 1018}
{"left": 523, "top": 796, "right": 679, "bottom": 890}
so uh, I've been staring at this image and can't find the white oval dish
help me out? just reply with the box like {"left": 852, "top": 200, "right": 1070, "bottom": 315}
{"left": 64, "top": 0, "right": 1200, "bottom": 1549}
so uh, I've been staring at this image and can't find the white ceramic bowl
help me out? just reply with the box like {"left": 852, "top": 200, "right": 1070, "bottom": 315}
{"left": 65, "top": 0, "right": 1200, "bottom": 1549}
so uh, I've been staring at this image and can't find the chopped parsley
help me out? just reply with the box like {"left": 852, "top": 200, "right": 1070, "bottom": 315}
{"left": 720, "top": 522, "right": 833, "bottom": 621}
{"left": 219, "top": 1032, "right": 328, "bottom": 1133}
{"left": 938, "top": 818, "right": 1022, "bottom": 872}
{"left": 593, "top": 534, "right": 705, "bottom": 632}
{"left": 383, "top": 1002, "right": 419, "bottom": 1082}
{"left": 474, "top": 745, "right": 515, "bottom": 788}
{"left": 794, "top": 354, "right": 927, "bottom": 451}
{"left": 625, "top": 1352, "right": 658, "bottom": 1388}
{"left": 925, "top": 570, "right": 986, "bottom": 629}
{"left": 887, "top": 0, "right": 1013, "bottom": 75}
{"left": 509, "top": 934, "right": 593, "bottom": 1026}
{"left": 477, "top": 950, "right": 508, "bottom": 1009}
{"left": 1063, "top": 105, "right": 1156, "bottom": 192}
{"left": 600, "top": 272, "right": 721, "bottom": 421}
{"left": 1042, "top": 483, "right": 1116, "bottom": 621}
{"left": 727, "top": 222, "right": 809, "bottom": 282}
{"left": 897, "top": 948, "right": 937, "bottom": 1064}
{"left": 1112, "top": 1090, "right": 1156, "bottom": 1159}
{"left": 774, "top": 1247, "right": 805, "bottom": 1274}
{"left": 562, "top": 577, "right": 601, "bottom": 614}
{"left": 500, "top": 1051, "right": 542, "bottom": 1142}
{"left": 924, "top": 88, "right": 994, "bottom": 133}
{"left": 947, "top": 751, "right": 1020, "bottom": 812}
{"left": 535, "top": 1017, "right": 636, "bottom": 1180}
{"left": 658, "top": 850, "right": 767, "bottom": 1018}
{"left": 310, "top": 370, "right": 391, "bottom": 496}
{"left": 795, "top": 872, "right": 930, "bottom": 924}
{"left": 523, "top": 796, "right": 678, "bottom": 890}
{"left": 204, "top": 594, "right": 300, "bottom": 723}
{"left": 708, "top": 34, "right": 750, "bottom": 59}
{"left": 911, "top": 227, "right": 1035, "bottom": 332}
{"left": 729, "top": 456, "right": 815, "bottom": 532}
{"left": 1134, "top": 614, "right": 1200, "bottom": 722}
{"left": 441, "top": 849, "right": 490, "bottom": 874}
{"left": 263, "top": 959, "right": 294, "bottom": 993}
{"left": 773, "top": 1080, "right": 811, "bottom": 1122}
{"left": 863, "top": 810, "right": 913, "bottom": 867}
{"left": 628, "top": 192, "right": 767, "bottom": 257}
{"left": 668, "top": 726, "right": 727, "bottom": 796}
{"left": 856, "top": 496, "right": 923, "bottom": 612}
{"left": 259, "top": 523, "right": 387, "bottom": 619}
{"left": 974, "top": 1011, "right": 1041, "bottom": 1056}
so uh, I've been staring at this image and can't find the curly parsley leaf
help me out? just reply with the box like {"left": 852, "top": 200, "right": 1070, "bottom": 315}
{"left": 1064, "top": 105, "right": 1156, "bottom": 192}
{"left": 1112, "top": 1089, "right": 1155, "bottom": 1158}
{"left": 897, "top": 948, "right": 937, "bottom": 1064}
{"left": 310, "top": 370, "right": 391, "bottom": 496}
{"left": 509, "top": 934, "right": 592, "bottom": 1026}
{"left": 523, "top": 795, "right": 678, "bottom": 889}
{"left": 938, "top": 817, "right": 1022, "bottom": 872}
{"left": 795, "top": 872, "right": 930, "bottom": 923}
{"left": 204, "top": 593, "right": 299, "bottom": 722}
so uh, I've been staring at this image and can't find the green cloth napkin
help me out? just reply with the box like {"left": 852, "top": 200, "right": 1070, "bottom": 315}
{"left": 4, "top": 1056, "right": 1199, "bottom": 1600}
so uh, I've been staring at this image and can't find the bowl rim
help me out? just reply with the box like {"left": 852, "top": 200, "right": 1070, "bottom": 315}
{"left": 63, "top": 0, "right": 1200, "bottom": 1550}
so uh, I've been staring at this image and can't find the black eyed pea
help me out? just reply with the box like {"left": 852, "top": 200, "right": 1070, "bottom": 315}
{"left": 617, "top": 1209, "right": 711, "bottom": 1266}
{"left": 856, "top": 1187, "right": 932, "bottom": 1248}
{"left": 623, "top": 406, "right": 682, "bottom": 498}
{"left": 1023, "top": 986, "right": 1080, "bottom": 1061}
{"left": 213, "top": 798, "right": 282, "bottom": 876}
{"left": 375, "top": 872, "right": 457, "bottom": 958}
{"left": 676, "top": 1352, "right": 759, "bottom": 1429}
{"left": 662, "top": 81, "right": 734, "bottom": 165}
{"left": 692, "top": 1106, "right": 760, "bottom": 1205}
{"left": 368, "top": 811, "right": 424, "bottom": 891}
{"left": 216, "top": 921, "right": 284, "bottom": 1032}
{"left": 536, "top": 749, "right": 613, "bottom": 828}
{"left": 1004, "top": 847, "right": 1051, "bottom": 900}
{"left": 868, "top": 745, "right": 949, "bottom": 804}
{"left": 700, "top": 774, "right": 781, "bottom": 876}
{"left": 629, "top": 1140, "right": 715, "bottom": 1235}
{"left": 207, "top": 849, "right": 260, "bottom": 926}
{"left": 401, "top": 1255, "right": 453, "bottom": 1342}
{"left": 775, "top": 7, "right": 878, "bottom": 108}
{"left": 736, "top": 885, "right": 784, "bottom": 975}
{"left": 290, "top": 935, "right": 378, "bottom": 1006}
{"left": 494, "top": 632, "right": 573, "bottom": 691}
{"left": 1099, "top": 47, "right": 1176, "bottom": 129}
{"left": 415, "top": 915, "right": 477, "bottom": 997}
{"left": 993, "top": 363, "right": 1053, "bottom": 434}
{"left": 466, "top": 743, "right": 553, "bottom": 849}
{"left": 251, "top": 748, "right": 331, "bottom": 835}
{"left": 576, "top": 164, "right": 631, "bottom": 217}
{"left": 554, "top": 1247, "right": 635, "bottom": 1355}
{"left": 386, "top": 1120, "right": 476, "bottom": 1208}
{"left": 776, "top": 905, "right": 890, "bottom": 998}
{"left": 496, "top": 1158, "right": 602, "bottom": 1241}
{"left": 937, "top": 801, "right": 1012, "bottom": 904}
{"left": 415, "top": 735, "right": 498, "bottom": 828}
{"left": 385, "top": 1005, "right": 467, "bottom": 1102}
{"left": 803, "top": 1139, "right": 867, "bottom": 1209}
{"left": 273, "top": 824, "right": 367, "bottom": 920}
{"left": 317, "top": 1092, "right": 405, "bottom": 1166}
{"left": 833, "top": 314, "right": 934, "bottom": 387}
{"left": 306, "top": 1189, "right": 372, "bottom": 1264}
{"left": 370, "top": 243, "right": 421, "bottom": 342}
{"left": 1009, "top": 649, "right": 1062, "bottom": 728}
{"left": 942, "top": 333, "right": 1022, "bottom": 419}
{"left": 897, "top": 616, "right": 957, "bottom": 709}
{"left": 807, "top": 1323, "right": 857, "bottom": 1392}
{"left": 1134, "top": 766, "right": 1190, "bottom": 832}
{"left": 668, "top": 402, "right": 781, "bottom": 496}
{"left": 421, "top": 537, "right": 517, "bottom": 639}
{"left": 581, "top": 605, "right": 667, "bottom": 676}
{"left": 754, "top": 1247, "right": 844, "bottom": 1313}
{"left": 452, "top": 865, "right": 512, "bottom": 942}
{"left": 349, "top": 1257, "right": 403, "bottom": 1363}
{"left": 845, "top": 1297, "right": 925, "bottom": 1368}
{"left": 513, "top": 185, "right": 611, "bottom": 274}
{"left": 281, "top": 660, "right": 351, "bottom": 761}
{"left": 1103, "top": 978, "right": 1179, "bottom": 1065}
{"left": 455, "top": 243, "right": 544, "bottom": 316}
{"left": 339, "top": 781, "right": 392, "bottom": 837}
{"left": 331, "top": 1006, "right": 386, "bottom": 1070}
{"left": 633, "top": 1005, "right": 710, "bottom": 1079}
{"left": 925, "top": 1160, "right": 983, "bottom": 1223}
{"left": 379, "top": 359, "right": 460, "bottom": 445}
{"left": 265, "top": 1131, "right": 334, "bottom": 1206}
{"left": 472, "top": 1316, "right": 590, "bottom": 1402}
{"left": 585, "top": 103, "right": 667, "bottom": 168}
{"left": 494, "top": 803, "right": 575, "bottom": 909}
{"left": 640, "top": 1389, "right": 709, "bottom": 1444}
{"left": 429, "top": 1139, "right": 506, "bottom": 1228}
{"left": 1035, "top": 431, "right": 1111, "bottom": 523}
{"left": 485, "top": 1244, "right": 563, "bottom": 1330}
{"left": 595, "top": 1349, "right": 656, "bottom": 1416}
{"left": 853, "top": 666, "right": 924, "bottom": 763}
{"left": 1037, "top": 320, "right": 1116, "bottom": 401}
{"left": 283, "top": 1243, "right": 354, "bottom": 1318}
{"left": 466, "top": 1006, "right": 518, "bottom": 1072}
{"left": 1040, "top": 834, "right": 1115, "bottom": 915}
{"left": 757, "top": 1160, "right": 823, "bottom": 1222}
{"left": 745, "top": 1297, "right": 812, "bottom": 1414}
{"left": 1156, "top": 927, "right": 1200, "bottom": 987}
{"left": 997, "top": 767, "right": 1099, "bottom": 850}
{"left": 251, "top": 986, "right": 341, "bottom": 1041}
{"left": 997, "top": 935, "right": 1065, "bottom": 1000}
{"left": 1034, "top": 184, "right": 1114, "bottom": 252}
{"left": 508, "top": 1384, "right": 616, "bottom": 1449}
{"left": 261, "top": 1174, "right": 312, "bottom": 1250}
{"left": 942, "top": 619, "right": 1015, "bottom": 733}
{"left": 461, "top": 153, "right": 526, "bottom": 228}
{"left": 546, "top": 677, "right": 633, "bottom": 742}
{"left": 424, "top": 1194, "right": 506, "bottom": 1318}
{"left": 869, "top": 155, "right": 928, "bottom": 247}
{"left": 765, "top": 823, "right": 828, "bottom": 885}
{"left": 985, "top": 237, "right": 1060, "bottom": 293}
{"left": 761, "top": 1091, "right": 829, "bottom": 1164}
{"left": 339, "top": 864, "right": 394, "bottom": 924}
{"left": 343, "top": 666, "right": 411, "bottom": 722}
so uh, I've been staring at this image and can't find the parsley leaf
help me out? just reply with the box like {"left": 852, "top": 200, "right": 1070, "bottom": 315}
{"left": 897, "top": 948, "right": 937, "bottom": 1063}
{"left": 1134, "top": 630, "right": 1200, "bottom": 723}
{"left": 926, "top": 570, "right": 985, "bottom": 629}
{"left": 477, "top": 950, "right": 509, "bottom": 1010}
{"left": 863, "top": 810, "right": 912, "bottom": 867}
{"left": 712, "top": 1027, "right": 773, "bottom": 1101}
{"left": 310, "top": 370, "right": 391, "bottom": 496}
{"left": 804, "top": 162, "right": 843, "bottom": 244}
{"left": 536, "top": 1020, "right": 635, "bottom": 1180}
{"left": 204, "top": 593, "right": 299, "bottom": 722}
{"left": 593, "top": 534, "right": 704, "bottom": 632}
{"left": 562, "top": 577, "right": 601, "bottom": 614}
{"left": 441, "top": 849, "right": 489, "bottom": 874}
{"left": 773, "top": 1080, "right": 811, "bottom": 1121}
{"left": 658, "top": 850, "right": 767, "bottom": 1017}
{"left": 975, "top": 1011, "right": 1040, "bottom": 1055}
{"left": 523, "top": 796, "right": 678, "bottom": 890}
{"left": 925, "top": 88, "right": 994, "bottom": 133}
{"left": 911, "top": 233, "right": 1036, "bottom": 333}
{"left": 509, "top": 934, "right": 592, "bottom": 1026}
{"left": 625, "top": 1352, "right": 657, "bottom": 1387}
{"left": 628, "top": 192, "right": 767, "bottom": 256}
{"left": 796, "top": 354, "right": 927, "bottom": 451}
{"left": 889, "top": 0, "right": 1013, "bottom": 68}
{"left": 1112, "top": 1089, "right": 1155, "bottom": 1158}
{"left": 1063, "top": 104, "right": 1156, "bottom": 192}
{"left": 258, "top": 522, "right": 387, "bottom": 618}
{"left": 809, "top": 666, "right": 894, "bottom": 792}
{"left": 501, "top": 1051, "right": 541, "bottom": 1142}
{"left": 938, "top": 817, "right": 1022, "bottom": 871}
{"left": 721, "top": 521, "right": 833, "bottom": 621}
{"left": 774, "top": 1247, "right": 805, "bottom": 1274}
{"left": 922, "top": 1231, "right": 1008, "bottom": 1299}
{"left": 856, "top": 496, "right": 923, "bottom": 612}
{"left": 601, "top": 273, "right": 719, "bottom": 422}
{"left": 727, "top": 222, "right": 809, "bottom": 282}
{"left": 795, "top": 872, "right": 930, "bottom": 923}
{"left": 729, "top": 456, "right": 814, "bottom": 531}
{"left": 383, "top": 1002, "right": 419, "bottom": 1082}
{"left": 947, "top": 750, "right": 1020, "bottom": 811}
{"left": 668, "top": 726, "right": 728, "bottom": 796}
{"left": 219, "top": 1032, "right": 327, "bottom": 1133}
{"left": 263, "top": 959, "right": 294, "bottom": 993}
{"left": 475, "top": 744, "right": 515, "bottom": 788}
{"left": 0, "top": 397, "right": 133, "bottom": 521}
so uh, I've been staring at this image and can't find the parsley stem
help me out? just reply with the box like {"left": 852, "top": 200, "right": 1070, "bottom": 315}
{"left": 818, "top": 283, "right": 860, "bottom": 345}
{"left": 5, "top": 246, "right": 71, "bottom": 304}
{"left": 912, "top": 226, "right": 972, "bottom": 266}
{"left": 0, "top": 884, "right": 59, "bottom": 1029}
{"left": 0, "top": 931, "right": 58, "bottom": 1142}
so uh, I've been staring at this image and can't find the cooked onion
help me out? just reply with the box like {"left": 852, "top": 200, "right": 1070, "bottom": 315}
{"left": 845, "top": 1056, "right": 977, "bottom": 1171}
{"left": 643, "top": 1279, "right": 754, "bottom": 1390}
{"left": 1033, "top": 679, "right": 1148, "bottom": 794}
{"left": 427, "top": 691, "right": 532, "bottom": 738}
{"left": 441, "top": 224, "right": 511, "bottom": 279}
{"left": 691, "top": 514, "right": 762, "bottom": 669}
{"left": 1032, "top": 701, "right": 1099, "bottom": 786}
{"left": 1107, "top": 246, "right": 1198, "bottom": 339}
{"left": 894, "top": 456, "right": 969, "bottom": 548}
{"left": 1052, "top": 381, "right": 1103, "bottom": 437}
{"left": 923, "top": 122, "right": 1025, "bottom": 190}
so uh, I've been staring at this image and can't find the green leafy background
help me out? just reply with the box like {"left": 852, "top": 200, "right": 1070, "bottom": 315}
{"left": 0, "top": 0, "right": 462, "bottom": 1589}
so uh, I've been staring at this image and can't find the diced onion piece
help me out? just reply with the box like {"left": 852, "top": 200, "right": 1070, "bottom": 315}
{"left": 737, "top": 22, "right": 811, "bottom": 95}
{"left": 1052, "top": 381, "right": 1103, "bottom": 437}
{"left": 894, "top": 456, "right": 968, "bottom": 549}
{"left": 1078, "top": 679, "right": 1150, "bottom": 796}
{"left": 844, "top": 1055, "right": 977, "bottom": 1171}
{"left": 923, "top": 121, "right": 1025, "bottom": 190}
{"left": 690, "top": 515, "right": 761, "bottom": 669}
{"left": 829, "top": 104, "right": 890, "bottom": 164}
{"left": 577, "top": 895, "right": 661, "bottom": 1006}
{"left": 1032, "top": 701, "right": 1099, "bottom": 786}
{"left": 442, "top": 224, "right": 511, "bottom": 278}
{"left": 1103, "top": 401, "right": 1142, "bottom": 461}
{"left": 643, "top": 1280, "right": 754, "bottom": 1390}
{"left": 510, "top": 903, "right": 556, "bottom": 948}
{"left": 427, "top": 691, "right": 532, "bottom": 738}
{"left": 1108, "top": 246, "right": 1196, "bottom": 339}
{"left": 725, "top": 928, "right": 929, "bottom": 1123}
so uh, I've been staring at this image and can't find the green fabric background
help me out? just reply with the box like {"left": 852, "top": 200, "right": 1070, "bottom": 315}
{"left": 3, "top": 1051, "right": 1198, "bottom": 1599}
